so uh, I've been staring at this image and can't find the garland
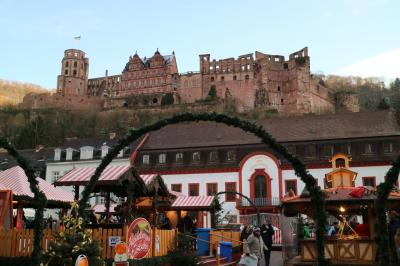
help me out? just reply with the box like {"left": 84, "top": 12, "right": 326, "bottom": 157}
{"left": 0, "top": 138, "right": 47, "bottom": 266}
{"left": 375, "top": 156, "right": 400, "bottom": 266}
{"left": 78, "top": 112, "right": 328, "bottom": 266}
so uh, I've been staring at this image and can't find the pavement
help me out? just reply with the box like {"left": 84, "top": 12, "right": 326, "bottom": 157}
{"left": 270, "top": 251, "right": 283, "bottom": 266}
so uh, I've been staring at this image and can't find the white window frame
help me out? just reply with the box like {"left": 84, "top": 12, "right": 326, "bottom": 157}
{"left": 143, "top": 155, "right": 150, "bottom": 165}
{"left": 159, "top": 154, "right": 166, "bottom": 164}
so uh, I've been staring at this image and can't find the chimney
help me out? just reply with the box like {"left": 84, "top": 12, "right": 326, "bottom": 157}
{"left": 109, "top": 132, "right": 116, "bottom": 140}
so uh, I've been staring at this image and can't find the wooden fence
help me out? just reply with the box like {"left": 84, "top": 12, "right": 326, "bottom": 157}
{"left": 209, "top": 230, "right": 241, "bottom": 252}
{"left": 0, "top": 227, "right": 176, "bottom": 259}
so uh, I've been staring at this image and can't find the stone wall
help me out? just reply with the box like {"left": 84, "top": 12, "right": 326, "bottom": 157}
{"left": 334, "top": 91, "right": 360, "bottom": 113}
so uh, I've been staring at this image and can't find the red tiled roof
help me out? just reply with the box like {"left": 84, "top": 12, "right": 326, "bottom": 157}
{"left": 171, "top": 195, "right": 214, "bottom": 209}
{"left": 0, "top": 166, "right": 73, "bottom": 202}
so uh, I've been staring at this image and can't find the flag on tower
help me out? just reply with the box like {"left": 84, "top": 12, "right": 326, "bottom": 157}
{"left": 74, "top": 36, "right": 81, "bottom": 40}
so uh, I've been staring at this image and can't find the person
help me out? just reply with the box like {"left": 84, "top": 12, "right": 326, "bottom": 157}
{"left": 247, "top": 227, "right": 267, "bottom": 266}
{"left": 328, "top": 222, "right": 338, "bottom": 236}
{"left": 240, "top": 225, "right": 252, "bottom": 253}
{"left": 303, "top": 222, "right": 311, "bottom": 239}
{"left": 261, "top": 220, "right": 274, "bottom": 266}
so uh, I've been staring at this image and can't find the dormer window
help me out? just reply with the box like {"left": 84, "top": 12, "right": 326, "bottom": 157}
{"left": 364, "top": 143, "right": 373, "bottom": 154}
{"left": 66, "top": 148, "right": 74, "bottom": 161}
{"left": 175, "top": 153, "right": 184, "bottom": 163}
{"left": 227, "top": 150, "right": 236, "bottom": 161}
{"left": 192, "top": 152, "right": 201, "bottom": 162}
{"left": 383, "top": 142, "right": 393, "bottom": 153}
{"left": 209, "top": 151, "right": 218, "bottom": 162}
{"left": 80, "top": 146, "right": 94, "bottom": 160}
{"left": 54, "top": 148, "right": 61, "bottom": 161}
{"left": 101, "top": 145, "right": 109, "bottom": 158}
{"left": 159, "top": 154, "right": 166, "bottom": 164}
{"left": 143, "top": 155, "right": 150, "bottom": 165}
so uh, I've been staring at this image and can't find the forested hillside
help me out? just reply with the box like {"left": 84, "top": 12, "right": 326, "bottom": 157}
{"left": 0, "top": 79, "right": 48, "bottom": 106}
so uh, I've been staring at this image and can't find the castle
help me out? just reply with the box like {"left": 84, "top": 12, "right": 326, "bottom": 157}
{"left": 21, "top": 47, "right": 352, "bottom": 114}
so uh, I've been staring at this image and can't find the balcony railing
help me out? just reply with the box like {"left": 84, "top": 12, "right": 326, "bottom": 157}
{"left": 237, "top": 197, "right": 280, "bottom": 207}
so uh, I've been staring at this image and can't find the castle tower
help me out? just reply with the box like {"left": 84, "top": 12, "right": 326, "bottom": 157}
{"left": 57, "top": 49, "right": 89, "bottom": 96}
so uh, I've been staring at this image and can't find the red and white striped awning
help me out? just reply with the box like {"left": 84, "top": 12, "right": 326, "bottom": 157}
{"left": 0, "top": 166, "right": 73, "bottom": 202}
{"left": 92, "top": 203, "right": 117, "bottom": 214}
{"left": 56, "top": 165, "right": 131, "bottom": 186}
{"left": 140, "top": 174, "right": 157, "bottom": 185}
{"left": 171, "top": 195, "right": 215, "bottom": 209}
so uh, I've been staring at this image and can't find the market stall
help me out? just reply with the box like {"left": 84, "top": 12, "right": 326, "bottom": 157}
{"left": 281, "top": 154, "right": 400, "bottom": 265}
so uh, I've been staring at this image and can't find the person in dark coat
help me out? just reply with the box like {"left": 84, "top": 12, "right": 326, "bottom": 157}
{"left": 260, "top": 220, "right": 274, "bottom": 266}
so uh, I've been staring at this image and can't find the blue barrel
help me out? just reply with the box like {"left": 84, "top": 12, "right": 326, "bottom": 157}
{"left": 219, "top": 241, "right": 233, "bottom": 261}
{"left": 196, "top": 228, "right": 211, "bottom": 256}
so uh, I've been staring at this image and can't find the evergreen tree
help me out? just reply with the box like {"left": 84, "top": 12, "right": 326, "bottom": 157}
{"left": 207, "top": 85, "right": 217, "bottom": 101}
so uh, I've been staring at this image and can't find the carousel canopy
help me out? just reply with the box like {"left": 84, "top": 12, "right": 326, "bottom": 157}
{"left": 171, "top": 195, "right": 215, "bottom": 210}
{"left": 0, "top": 166, "right": 73, "bottom": 205}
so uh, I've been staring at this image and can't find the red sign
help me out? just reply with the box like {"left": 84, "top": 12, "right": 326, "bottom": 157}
{"left": 127, "top": 218, "right": 152, "bottom": 259}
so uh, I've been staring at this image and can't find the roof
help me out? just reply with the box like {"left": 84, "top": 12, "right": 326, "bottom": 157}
{"left": 0, "top": 148, "right": 53, "bottom": 171}
{"left": 171, "top": 195, "right": 215, "bottom": 209}
{"left": 141, "top": 111, "right": 400, "bottom": 150}
{"left": 0, "top": 166, "right": 73, "bottom": 203}
{"left": 93, "top": 203, "right": 117, "bottom": 214}
{"left": 282, "top": 187, "right": 400, "bottom": 204}
{"left": 56, "top": 165, "right": 131, "bottom": 186}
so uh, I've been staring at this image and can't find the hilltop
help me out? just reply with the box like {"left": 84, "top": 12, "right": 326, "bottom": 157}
{"left": 0, "top": 79, "right": 49, "bottom": 106}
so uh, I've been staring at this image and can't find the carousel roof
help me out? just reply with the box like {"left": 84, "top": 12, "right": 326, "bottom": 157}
{"left": 0, "top": 166, "right": 73, "bottom": 203}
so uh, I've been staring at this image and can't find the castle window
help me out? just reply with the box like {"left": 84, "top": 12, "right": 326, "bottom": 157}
{"left": 142, "top": 155, "right": 150, "bottom": 165}
{"left": 175, "top": 152, "right": 184, "bottom": 163}
{"left": 65, "top": 70, "right": 68, "bottom": 75}
{"left": 233, "top": 75, "right": 237, "bottom": 80}
{"left": 192, "top": 152, "right": 201, "bottom": 162}
{"left": 209, "top": 151, "right": 218, "bottom": 162}
{"left": 281, "top": 99, "right": 284, "bottom": 103}
{"left": 245, "top": 75, "right": 249, "bottom": 80}
{"left": 74, "top": 61, "right": 77, "bottom": 67}
{"left": 158, "top": 154, "right": 166, "bottom": 164}
{"left": 210, "top": 77, "right": 214, "bottom": 82}
{"left": 221, "top": 76, "right": 224, "bottom": 81}
{"left": 153, "top": 98, "right": 158, "bottom": 104}
{"left": 247, "top": 64, "right": 251, "bottom": 70}
{"left": 278, "top": 86, "right": 281, "bottom": 91}
{"left": 73, "top": 70, "right": 77, "bottom": 76}
{"left": 284, "top": 63, "right": 288, "bottom": 69}
{"left": 65, "top": 62, "right": 69, "bottom": 67}
{"left": 383, "top": 142, "right": 393, "bottom": 153}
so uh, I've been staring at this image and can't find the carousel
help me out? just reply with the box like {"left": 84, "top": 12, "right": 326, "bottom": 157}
{"left": 281, "top": 154, "right": 400, "bottom": 265}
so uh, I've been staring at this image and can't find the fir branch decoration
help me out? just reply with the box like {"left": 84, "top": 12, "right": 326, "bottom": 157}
{"left": 0, "top": 137, "right": 47, "bottom": 266}
{"left": 78, "top": 112, "right": 329, "bottom": 266}
{"left": 375, "top": 156, "right": 400, "bottom": 266}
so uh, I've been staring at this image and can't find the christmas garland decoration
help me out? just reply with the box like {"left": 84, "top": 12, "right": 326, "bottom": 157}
{"left": 375, "top": 156, "right": 400, "bottom": 266}
{"left": 0, "top": 137, "right": 47, "bottom": 266}
{"left": 78, "top": 112, "right": 328, "bottom": 266}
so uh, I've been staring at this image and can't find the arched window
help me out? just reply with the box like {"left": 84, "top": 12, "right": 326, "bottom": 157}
{"left": 254, "top": 175, "right": 267, "bottom": 199}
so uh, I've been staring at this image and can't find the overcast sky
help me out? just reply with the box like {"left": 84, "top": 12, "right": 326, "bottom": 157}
{"left": 0, "top": 0, "right": 399, "bottom": 88}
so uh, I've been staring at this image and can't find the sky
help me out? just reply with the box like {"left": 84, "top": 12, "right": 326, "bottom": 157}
{"left": 0, "top": 0, "right": 399, "bottom": 89}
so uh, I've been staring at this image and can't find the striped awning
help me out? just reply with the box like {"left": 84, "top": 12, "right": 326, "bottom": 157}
{"left": 56, "top": 165, "right": 131, "bottom": 186}
{"left": 0, "top": 166, "right": 73, "bottom": 202}
{"left": 171, "top": 195, "right": 215, "bottom": 209}
{"left": 92, "top": 203, "right": 117, "bottom": 214}
{"left": 140, "top": 174, "right": 157, "bottom": 185}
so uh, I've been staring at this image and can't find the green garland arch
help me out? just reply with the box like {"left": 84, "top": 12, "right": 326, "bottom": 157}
{"left": 77, "top": 112, "right": 328, "bottom": 266}
{"left": 375, "top": 156, "right": 400, "bottom": 266}
{"left": 0, "top": 138, "right": 47, "bottom": 266}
